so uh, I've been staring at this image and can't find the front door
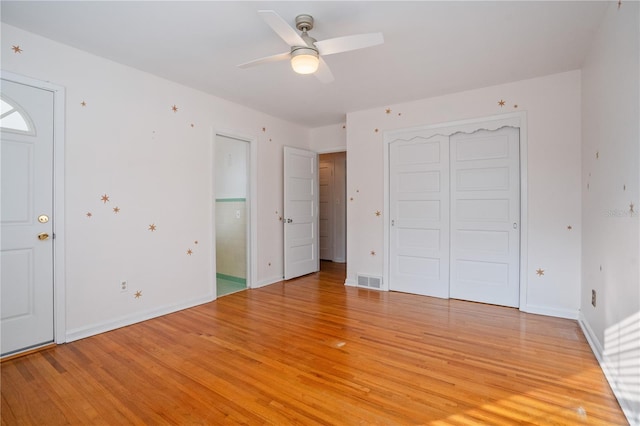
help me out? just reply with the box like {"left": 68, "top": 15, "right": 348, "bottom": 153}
{"left": 1, "top": 78, "right": 55, "bottom": 356}
{"left": 283, "top": 146, "right": 319, "bottom": 280}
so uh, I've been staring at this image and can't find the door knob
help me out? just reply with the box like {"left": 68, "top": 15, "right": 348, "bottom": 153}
{"left": 38, "top": 215, "right": 49, "bottom": 223}
{"left": 38, "top": 233, "right": 49, "bottom": 241}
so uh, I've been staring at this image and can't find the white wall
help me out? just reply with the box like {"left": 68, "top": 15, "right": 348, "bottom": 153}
{"left": 346, "top": 71, "right": 582, "bottom": 319}
{"left": 310, "top": 123, "right": 347, "bottom": 153}
{"left": 580, "top": 2, "right": 639, "bottom": 423}
{"left": 1, "top": 24, "right": 309, "bottom": 340}
{"left": 215, "top": 135, "right": 248, "bottom": 199}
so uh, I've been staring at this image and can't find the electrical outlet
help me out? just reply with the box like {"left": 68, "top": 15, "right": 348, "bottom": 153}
{"left": 591, "top": 289, "right": 596, "bottom": 307}
{"left": 120, "top": 281, "right": 128, "bottom": 293}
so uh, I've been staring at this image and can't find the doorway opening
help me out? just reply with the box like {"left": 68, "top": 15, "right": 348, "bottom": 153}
{"left": 319, "top": 151, "right": 346, "bottom": 269}
{"left": 215, "top": 135, "right": 250, "bottom": 297}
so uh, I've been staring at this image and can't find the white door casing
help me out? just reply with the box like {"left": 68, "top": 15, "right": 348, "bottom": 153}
{"left": 384, "top": 113, "right": 526, "bottom": 308}
{"left": 389, "top": 134, "right": 450, "bottom": 297}
{"left": 449, "top": 128, "right": 520, "bottom": 307}
{"left": 1, "top": 79, "right": 55, "bottom": 356}
{"left": 284, "top": 146, "right": 319, "bottom": 280}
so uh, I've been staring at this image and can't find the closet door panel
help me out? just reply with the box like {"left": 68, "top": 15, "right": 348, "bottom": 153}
{"left": 389, "top": 135, "right": 450, "bottom": 298}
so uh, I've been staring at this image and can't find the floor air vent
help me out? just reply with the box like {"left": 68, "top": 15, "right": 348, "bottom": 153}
{"left": 357, "top": 274, "right": 382, "bottom": 290}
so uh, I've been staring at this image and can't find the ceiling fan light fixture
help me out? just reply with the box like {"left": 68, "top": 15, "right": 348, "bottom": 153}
{"left": 290, "top": 47, "right": 319, "bottom": 74}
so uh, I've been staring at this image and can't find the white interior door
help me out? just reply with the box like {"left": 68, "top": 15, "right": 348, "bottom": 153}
{"left": 1, "top": 79, "right": 55, "bottom": 356}
{"left": 284, "top": 146, "right": 319, "bottom": 280}
{"left": 389, "top": 135, "right": 450, "bottom": 297}
{"left": 450, "top": 128, "right": 520, "bottom": 307}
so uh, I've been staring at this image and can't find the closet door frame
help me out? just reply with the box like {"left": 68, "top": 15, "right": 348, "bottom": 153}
{"left": 383, "top": 112, "right": 528, "bottom": 309}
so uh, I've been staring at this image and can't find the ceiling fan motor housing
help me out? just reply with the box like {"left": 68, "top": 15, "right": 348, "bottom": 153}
{"left": 295, "top": 14, "right": 314, "bottom": 32}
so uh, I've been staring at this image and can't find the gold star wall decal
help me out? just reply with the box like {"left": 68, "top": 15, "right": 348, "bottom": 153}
{"left": 536, "top": 268, "right": 545, "bottom": 276}
{"left": 618, "top": 0, "right": 622, "bottom": 9}
{"left": 596, "top": 151, "right": 599, "bottom": 159}
{"left": 370, "top": 250, "right": 376, "bottom": 256}
{"left": 350, "top": 197, "right": 354, "bottom": 201}
{"left": 190, "top": 123, "right": 194, "bottom": 128}
{"left": 397, "top": 112, "right": 402, "bottom": 116}
{"left": 134, "top": 290, "right": 142, "bottom": 298}
{"left": 498, "top": 100, "right": 506, "bottom": 107}
{"left": 86, "top": 212, "right": 92, "bottom": 218}
{"left": 567, "top": 225, "right": 572, "bottom": 230}
{"left": 385, "top": 108, "right": 392, "bottom": 114}
{"left": 171, "top": 105, "right": 178, "bottom": 113}
{"left": 81, "top": 101, "right": 86, "bottom": 107}
{"left": 342, "top": 125, "right": 346, "bottom": 129}
{"left": 100, "top": 194, "right": 110, "bottom": 203}
{"left": 113, "top": 206, "right": 120, "bottom": 214}
{"left": 148, "top": 224, "right": 157, "bottom": 232}
{"left": 513, "top": 104, "right": 518, "bottom": 108}
{"left": 194, "top": 240, "right": 198, "bottom": 244}
{"left": 630, "top": 202, "right": 635, "bottom": 214}
{"left": 375, "top": 211, "right": 381, "bottom": 217}
{"left": 262, "top": 127, "right": 266, "bottom": 132}
{"left": 623, "top": 184, "right": 626, "bottom": 191}
{"left": 12, "top": 45, "right": 23, "bottom": 53}
{"left": 187, "top": 249, "right": 193, "bottom": 255}
{"left": 374, "top": 128, "right": 379, "bottom": 133}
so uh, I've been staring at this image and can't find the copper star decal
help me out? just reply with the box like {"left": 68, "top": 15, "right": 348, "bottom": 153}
{"left": 513, "top": 104, "right": 518, "bottom": 109}
{"left": 86, "top": 212, "right": 92, "bottom": 218}
{"left": 385, "top": 108, "right": 392, "bottom": 114}
{"left": 498, "top": 100, "right": 506, "bottom": 107}
{"left": 134, "top": 290, "right": 142, "bottom": 299}
{"left": 370, "top": 250, "right": 376, "bottom": 256}
{"left": 350, "top": 197, "right": 354, "bottom": 201}
{"left": 148, "top": 224, "right": 157, "bottom": 232}
{"left": 187, "top": 249, "right": 193, "bottom": 255}
{"left": 171, "top": 105, "right": 178, "bottom": 113}
{"left": 262, "top": 127, "right": 266, "bottom": 132}
{"left": 113, "top": 206, "right": 120, "bottom": 214}
{"left": 81, "top": 101, "right": 86, "bottom": 107}
{"left": 630, "top": 202, "right": 635, "bottom": 214}
{"left": 375, "top": 211, "right": 381, "bottom": 217}
{"left": 567, "top": 225, "right": 572, "bottom": 230}
{"left": 397, "top": 112, "right": 402, "bottom": 116}
{"left": 100, "top": 194, "right": 110, "bottom": 203}
{"left": 194, "top": 240, "right": 198, "bottom": 245}
{"left": 596, "top": 151, "right": 599, "bottom": 159}
{"left": 374, "top": 128, "right": 379, "bottom": 133}
{"left": 618, "top": 0, "right": 622, "bottom": 9}
{"left": 12, "top": 45, "right": 23, "bottom": 54}
{"left": 342, "top": 125, "right": 346, "bottom": 129}
{"left": 623, "top": 184, "right": 626, "bottom": 191}
{"left": 190, "top": 123, "right": 194, "bottom": 128}
{"left": 536, "top": 268, "right": 545, "bottom": 276}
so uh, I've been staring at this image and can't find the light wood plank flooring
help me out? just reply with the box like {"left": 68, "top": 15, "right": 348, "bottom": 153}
{"left": 1, "top": 261, "right": 627, "bottom": 425}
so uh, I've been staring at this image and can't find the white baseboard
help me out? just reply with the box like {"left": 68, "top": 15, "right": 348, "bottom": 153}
{"left": 520, "top": 303, "right": 578, "bottom": 320}
{"left": 344, "top": 278, "right": 356, "bottom": 287}
{"left": 253, "top": 275, "right": 283, "bottom": 289}
{"left": 65, "top": 294, "right": 214, "bottom": 343}
{"left": 579, "top": 313, "right": 639, "bottom": 426}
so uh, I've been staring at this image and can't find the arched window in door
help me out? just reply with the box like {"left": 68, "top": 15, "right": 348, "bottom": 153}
{"left": 0, "top": 96, "right": 35, "bottom": 134}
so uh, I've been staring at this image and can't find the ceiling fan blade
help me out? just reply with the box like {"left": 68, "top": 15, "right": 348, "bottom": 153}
{"left": 237, "top": 51, "right": 291, "bottom": 69}
{"left": 315, "top": 32, "right": 384, "bottom": 56}
{"left": 314, "top": 57, "right": 335, "bottom": 84}
{"left": 258, "top": 10, "right": 306, "bottom": 47}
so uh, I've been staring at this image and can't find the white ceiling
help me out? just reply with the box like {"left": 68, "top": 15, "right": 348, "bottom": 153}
{"left": 1, "top": 1, "right": 608, "bottom": 128}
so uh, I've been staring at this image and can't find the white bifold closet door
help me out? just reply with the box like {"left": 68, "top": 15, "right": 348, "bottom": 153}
{"left": 389, "top": 127, "right": 520, "bottom": 307}
{"left": 449, "top": 128, "right": 520, "bottom": 307}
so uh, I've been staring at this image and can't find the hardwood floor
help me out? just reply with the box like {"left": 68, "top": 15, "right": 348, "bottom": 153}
{"left": 2, "top": 261, "right": 627, "bottom": 425}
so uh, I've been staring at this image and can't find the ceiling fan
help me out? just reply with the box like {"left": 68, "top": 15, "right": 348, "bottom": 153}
{"left": 237, "top": 10, "right": 384, "bottom": 83}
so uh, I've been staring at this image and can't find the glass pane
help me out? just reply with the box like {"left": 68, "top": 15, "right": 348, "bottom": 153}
{"left": 0, "top": 97, "right": 32, "bottom": 133}
{"left": 0, "top": 99, "right": 14, "bottom": 115}
{"left": 0, "top": 111, "right": 29, "bottom": 131}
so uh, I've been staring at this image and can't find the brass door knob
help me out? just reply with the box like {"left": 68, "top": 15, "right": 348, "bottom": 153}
{"left": 38, "top": 233, "right": 49, "bottom": 241}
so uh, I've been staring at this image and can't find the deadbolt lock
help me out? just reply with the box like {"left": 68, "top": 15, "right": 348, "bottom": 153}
{"left": 38, "top": 233, "right": 50, "bottom": 241}
{"left": 38, "top": 215, "right": 49, "bottom": 223}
